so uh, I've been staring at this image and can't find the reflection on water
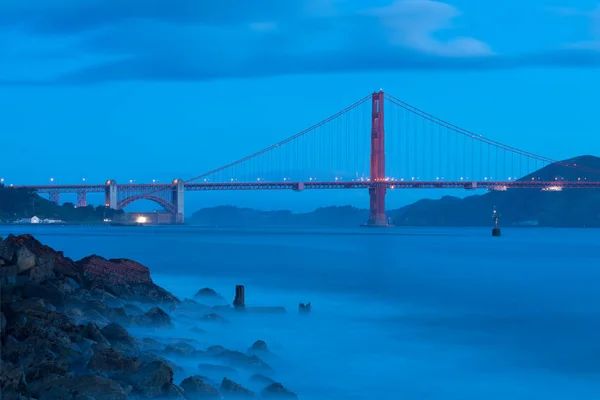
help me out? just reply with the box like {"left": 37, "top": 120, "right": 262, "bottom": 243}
{"left": 3, "top": 225, "right": 600, "bottom": 399}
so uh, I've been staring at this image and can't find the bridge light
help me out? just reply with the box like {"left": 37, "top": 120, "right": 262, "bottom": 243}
{"left": 0, "top": 178, "right": 3, "bottom": 183}
{"left": 152, "top": 179, "right": 156, "bottom": 183}
{"left": 82, "top": 178, "right": 86, "bottom": 182}
{"left": 50, "top": 178, "right": 54, "bottom": 182}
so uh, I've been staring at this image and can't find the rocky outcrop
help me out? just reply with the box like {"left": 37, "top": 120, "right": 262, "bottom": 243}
{"left": 77, "top": 255, "right": 180, "bottom": 305}
{"left": 249, "top": 374, "right": 275, "bottom": 386}
{"left": 221, "top": 378, "right": 255, "bottom": 397}
{"left": 201, "top": 312, "right": 229, "bottom": 323}
{"left": 261, "top": 382, "right": 298, "bottom": 399}
{"left": 180, "top": 375, "right": 221, "bottom": 398}
{"left": 194, "top": 287, "right": 226, "bottom": 303}
{"left": 0, "top": 234, "right": 298, "bottom": 400}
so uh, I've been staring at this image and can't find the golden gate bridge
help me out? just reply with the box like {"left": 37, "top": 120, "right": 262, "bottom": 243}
{"left": 11, "top": 91, "right": 600, "bottom": 224}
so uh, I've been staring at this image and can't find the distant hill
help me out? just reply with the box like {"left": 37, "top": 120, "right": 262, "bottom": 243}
{"left": 189, "top": 205, "right": 368, "bottom": 227}
{"left": 0, "top": 185, "right": 124, "bottom": 223}
{"left": 188, "top": 156, "right": 600, "bottom": 228}
{"left": 390, "top": 155, "right": 600, "bottom": 227}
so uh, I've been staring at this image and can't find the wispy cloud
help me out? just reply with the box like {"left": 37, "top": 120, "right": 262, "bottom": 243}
{"left": 0, "top": 0, "right": 599, "bottom": 85}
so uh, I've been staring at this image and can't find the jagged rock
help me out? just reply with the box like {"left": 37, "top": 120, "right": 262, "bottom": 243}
{"left": 0, "top": 362, "right": 28, "bottom": 397}
{"left": 15, "top": 245, "right": 36, "bottom": 273}
{"left": 207, "top": 346, "right": 272, "bottom": 373}
{"left": 100, "top": 323, "right": 139, "bottom": 356}
{"left": 180, "top": 375, "right": 222, "bottom": 398}
{"left": 249, "top": 374, "right": 274, "bottom": 386}
{"left": 38, "top": 374, "right": 127, "bottom": 400}
{"left": 77, "top": 255, "right": 180, "bottom": 304}
{"left": 87, "top": 347, "right": 142, "bottom": 375}
{"left": 248, "top": 340, "right": 269, "bottom": 355}
{"left": 195, "top": 288, "right": 226, "bottom": 301}
{"left": 164, "top": 342, "right": 202, "bottom": 357}
{"left": 261, "top": 383, "right": 298, "bottom": 399}
{"left": 132, "top": 307, "right": 173, "bottom": 327}
{"left": 201, "top": 312, "right": 229, "bottom": 323}
{"left": 83, "top": 322, "right": 110, "bottom": 346}
{"left": 127, "top": 360, "right": 176, "bottom": 398}
{"left": 221, "top": 378, "right": 255, "bottom": 397}
{"left": 18, "top": 281, "right": 66, "bottom": 307}
{"left": 298, "top": 302, "right": 311, "bottom": 313}
{"left": 138, "top": 352, "right": 185, "bottom": 377}
{"left": 191, "top": 326, "right": 207, "bottom": 334}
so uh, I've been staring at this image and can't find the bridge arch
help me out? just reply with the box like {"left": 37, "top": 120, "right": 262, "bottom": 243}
{"left": 117, "top": 195, "right": 176, "bottom": 214}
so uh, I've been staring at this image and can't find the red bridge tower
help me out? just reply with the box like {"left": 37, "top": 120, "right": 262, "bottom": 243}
{"left": 366, "top": 90, "right": 388, "bottom": 226}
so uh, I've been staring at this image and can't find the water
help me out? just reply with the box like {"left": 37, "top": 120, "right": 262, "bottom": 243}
{"left": 3, "top": 225, "right": 600, "bottom": 399}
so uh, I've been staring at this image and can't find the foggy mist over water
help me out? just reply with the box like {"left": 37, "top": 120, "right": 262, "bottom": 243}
{"left": 3, "top": 226, "right": 600, "bottom": 399}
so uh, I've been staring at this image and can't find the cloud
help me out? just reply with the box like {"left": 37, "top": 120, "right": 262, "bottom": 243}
{"left": 1, "top": 0, "right": 599, "bottom": 85}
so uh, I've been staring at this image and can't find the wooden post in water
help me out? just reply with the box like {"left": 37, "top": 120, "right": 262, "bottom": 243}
{"left": 233, "top": 285, "right": 245, "bottom": 308}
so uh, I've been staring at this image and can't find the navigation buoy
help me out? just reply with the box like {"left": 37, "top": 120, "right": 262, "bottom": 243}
{"left": 492, "top": 206, "right": 501, "bottom": 237}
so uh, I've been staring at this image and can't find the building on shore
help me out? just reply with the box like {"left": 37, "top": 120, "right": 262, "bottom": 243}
{"left": 18, "top": 216, "right": 40, "bottom": 224}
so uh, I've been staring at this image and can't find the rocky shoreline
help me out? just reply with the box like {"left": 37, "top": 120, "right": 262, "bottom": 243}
{"left": 0, "top": 234, "right": 299, "bottom": 399}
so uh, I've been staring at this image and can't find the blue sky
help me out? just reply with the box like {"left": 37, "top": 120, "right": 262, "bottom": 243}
{"left": 1, "top": 0, "right": 599, "bottom": 212}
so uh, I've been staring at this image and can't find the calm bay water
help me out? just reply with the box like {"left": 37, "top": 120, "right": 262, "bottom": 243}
{"left": 2, "top": 225, "right": 600, "bottom": 399}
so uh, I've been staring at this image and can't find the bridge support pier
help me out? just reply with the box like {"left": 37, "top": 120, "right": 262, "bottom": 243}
{"left": 365, "top": 90, "right": 389, "bottom": 227}
{"left": 172, "top": 179, "right": 184, "bottom": 223}
{"left": 104, "top": 180, "right": 117, "bottom": 209}
{"left": 76, "top": 191, "right": 87, "bottom": 208}
{"left": 49, "top": 191, "right": 60, "bottom": 205}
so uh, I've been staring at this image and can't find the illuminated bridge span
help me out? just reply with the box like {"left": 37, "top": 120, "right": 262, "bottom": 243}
{"left": 12, "top": 91, "right": 600, "bottom": 224}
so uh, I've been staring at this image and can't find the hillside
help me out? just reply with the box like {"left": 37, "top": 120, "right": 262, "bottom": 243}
{"left": 189, "top": 205, "right": 368, "bottom": 227}
{"left": 390, "top": 155, "right": 600, "bottom": 227}
{"left": 0, "top": 185, "right": 124, "bottom": 223}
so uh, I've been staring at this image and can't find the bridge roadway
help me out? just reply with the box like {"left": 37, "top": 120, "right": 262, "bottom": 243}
{"left": 13, "top": 180, "right": 600, "bottom": 192}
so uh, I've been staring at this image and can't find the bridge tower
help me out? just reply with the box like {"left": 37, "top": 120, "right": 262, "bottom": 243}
{"left": 366, "top": 90, "right": 388, "bottom": 226}
{"left": 172, "top": 179, "right": 185, "bottom": 224}
{"left": 104, "top": 180, "right": 117, "bottom": 209}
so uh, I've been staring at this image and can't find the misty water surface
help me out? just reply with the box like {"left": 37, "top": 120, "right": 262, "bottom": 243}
{"left": 3, "top": 225, "right": 600, "bottom": 399}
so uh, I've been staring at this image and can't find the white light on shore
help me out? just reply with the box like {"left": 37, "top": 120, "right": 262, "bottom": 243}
{"left": 136, "top": 216, "right": 148, "bottom": 223}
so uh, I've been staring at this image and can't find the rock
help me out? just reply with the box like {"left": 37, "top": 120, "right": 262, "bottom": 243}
{"left": 298, "top": 302, "right": 311, "bottom": 313}
{"left": 195, "top": 288, "right": 226, "bottom": 302}
{"left": 261, "top": 383, "right": 298, "bottom": 399}
{"left": 100, "top": 323, "right": 139, "bottom": 356}
{"left": 127, "top": 360, "right": 175, "bottom": 398}
{"left": 15, "top": 245, "right": 36, "bottom": 273}
{"left": 132, "top": 307, "right": 173, "bottom": 328}
{"left": 249, "top": 374, "right": 275, "bottom": 387}
{"left": 191, "top": 326, "right": 206, "bottom": 334}
{"left": 201, "top": 312, "right": 229, "bottom": 323}
{"left": 207, "top": 346, "right": 272, "bottom": 373}
{"left": 0, "top": 362, "right": 28, "bottom": 397}
{"left": 0, "top": 312, "right": 6, "bottom": 333}
{"left": 220, "top": 378, "right": 255, "bottom": 397}
{"left": 249, "top": 340, "right": 268, "bottom": 352}
{"left": 137, "top": 352, "right": 185, "bottom": 377}
{"left": 180, "top": 375, "right": 222, "bottom": 398}
{"left": 164, "top": 342, "right": 201, "bottom": 357}
{"left": 83, "top": 322, "right": 110, "bottom": 346}
{"left": 39, "top": 374, "right": 127, "bottom": 400}
{"left": 18, "top": 281, "right": 65, "bottom": 307}
{"left": 77, "top": 255, "right": 180, "bottom": 304}
{"left": 87, "top": 347, "right": 142, "bottom": 375}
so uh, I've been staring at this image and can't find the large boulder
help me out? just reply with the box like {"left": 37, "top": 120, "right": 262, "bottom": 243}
{"left": 180, "top": 375, "right": 222, "bottom": 398}
{"left": 206, "top": 346, "right": 272, "bottom": 373}
{"left": 194, "top": 288, "right": 226, "bottom": 303}
{"left": 38, "top": 374, "right": 127, "bottom": 400}
{"left": 220, "top": 378, "right": 255, "bottom": 398}
{"left": 87, "top": 347, "right": 142, "bottom": 376}
{"left": 0, "top": 234, "right": 82, "bottom": 282}
{"left": 261, "top": 383, "right": 298, "bottom": 399}
{"left": 132, "top": 307, "right": 173, "bottom": 328}
{"left": 77, "top": 255, "right": 180, "bottom": 304}
{"left": 127, "top": 360, "right": 181, "bottom": 398}
{"left": 100, "top": 323, "right": 139, "bottom": 356}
